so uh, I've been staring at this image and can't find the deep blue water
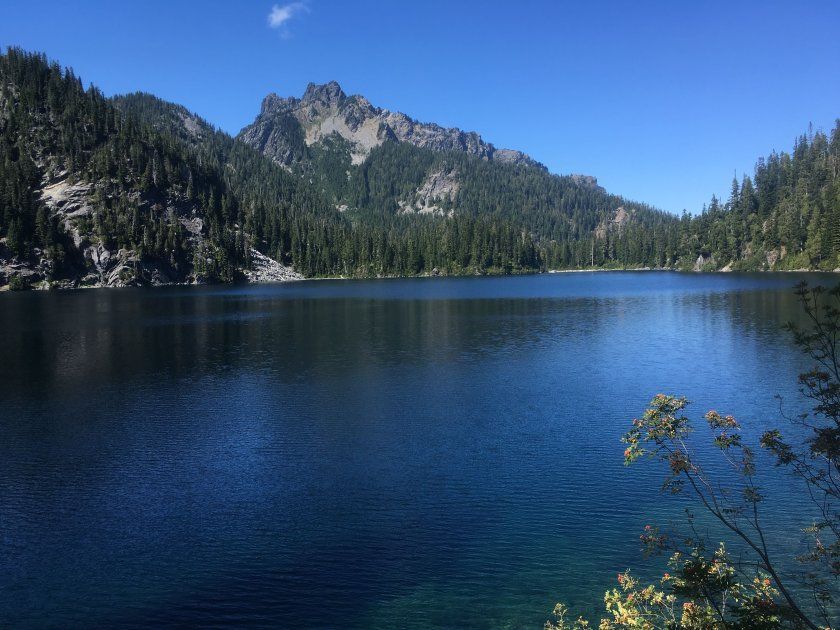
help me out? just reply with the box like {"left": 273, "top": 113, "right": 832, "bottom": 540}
{"left": 0, "top": 272, "right": 831, "bottom": 627}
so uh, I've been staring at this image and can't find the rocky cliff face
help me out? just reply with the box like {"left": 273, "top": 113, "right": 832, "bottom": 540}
{"left": 397, "top": 169, "right": 460, "bottom": 217}
{"left": 0, "top": 173, "right": 302, "bottom": 291}
{"left": 238, "top": 81, "right": 544, "bottom": 169}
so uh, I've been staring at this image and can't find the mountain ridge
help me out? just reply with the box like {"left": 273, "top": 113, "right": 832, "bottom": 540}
{"left": 238, "top": 80, "right": 547, "bottom": 170}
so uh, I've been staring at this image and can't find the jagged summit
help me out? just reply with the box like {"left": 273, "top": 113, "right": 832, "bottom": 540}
{"left": 302, "top": 80, "right": 346, "bottom": 106}
{"left": 239, "top": 81, "right": 544, "bottom": 168}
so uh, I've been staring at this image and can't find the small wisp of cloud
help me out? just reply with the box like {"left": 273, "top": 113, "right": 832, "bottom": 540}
{"left": 268, "top": 2, "right": 309, "bottom": 37}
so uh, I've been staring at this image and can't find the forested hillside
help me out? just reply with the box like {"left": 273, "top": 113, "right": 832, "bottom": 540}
{"left": 299, "top": 139, "right": 680, "bottom": 269}
{"left": 679, "top": 124, "right": 840, "bottom": 271}
{"left": 1, "top": 48, "right": 838, "bottom": 290}
{"left": 0, "top": 48, "right": 286, "bottom": 287}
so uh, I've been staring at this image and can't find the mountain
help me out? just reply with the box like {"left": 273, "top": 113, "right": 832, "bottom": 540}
{"left": 0, "top": 50, "right": 554, "bottom": 289}
{"left": 237, "top": 82, "right": 681, "bottom": 269}
{"left": 4, "top": 48, "right": 836, "bottom": 291}
{"left": 238, "top": 81, "right": 543, "bottom": 169}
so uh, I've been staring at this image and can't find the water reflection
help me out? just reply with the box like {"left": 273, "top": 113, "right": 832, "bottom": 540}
{"left": 0, "top": 272, "right": 833, "bottom": 627}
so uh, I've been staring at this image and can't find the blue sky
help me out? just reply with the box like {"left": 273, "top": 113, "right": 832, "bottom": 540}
{"left": 2, "top": 0, "right": 839, "bottom": 214}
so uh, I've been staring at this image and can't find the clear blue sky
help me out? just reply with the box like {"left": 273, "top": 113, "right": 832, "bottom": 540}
{"left": 2, "top": 0, "right": 839, "bottom": 214}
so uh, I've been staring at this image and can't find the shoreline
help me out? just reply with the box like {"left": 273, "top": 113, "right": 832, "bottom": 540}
{"left": 2, "top": 266, "right": 839, "bottom": 293}
{"left": 546, "top": 267, "right": 840, "bottom": 274}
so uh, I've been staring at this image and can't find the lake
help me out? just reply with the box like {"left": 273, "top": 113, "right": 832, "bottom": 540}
{"left": 0, "top": 272, "right": 831, "bottom": 627}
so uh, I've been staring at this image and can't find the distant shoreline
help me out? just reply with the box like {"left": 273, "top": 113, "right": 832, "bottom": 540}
{"left": 547, "top": 268, "right": 666, "bottom": 273}
{"left": 3, "top": 267, "right": 839, "bottom": 293}
{"left": 547, "top": 267, "right": 840, "bottom": 274}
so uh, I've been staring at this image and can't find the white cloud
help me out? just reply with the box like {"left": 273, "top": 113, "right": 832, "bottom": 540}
{"left": 268, "top": 2, "right": 308, "bottom": 31}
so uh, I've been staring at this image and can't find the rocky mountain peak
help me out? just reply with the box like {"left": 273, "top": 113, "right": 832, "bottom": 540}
{"left": 259, "top": 92, "right": 287, "bottom": 113}
{"left": 302, "top": 81, "right": 346, "bottom": 107}
{"left": 238, "top": 82, "right": 546, "bottom": 170}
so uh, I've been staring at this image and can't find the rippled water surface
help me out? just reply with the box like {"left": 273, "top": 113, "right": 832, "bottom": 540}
{"left": 0, "top": 272, "right": 831, "bottom": 627}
